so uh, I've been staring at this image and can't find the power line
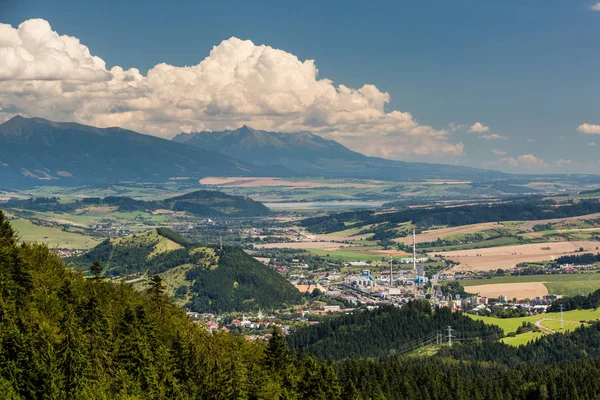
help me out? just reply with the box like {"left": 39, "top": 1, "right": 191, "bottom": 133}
{"left": 447, "top": 326, "right": 454, "bottom": 347}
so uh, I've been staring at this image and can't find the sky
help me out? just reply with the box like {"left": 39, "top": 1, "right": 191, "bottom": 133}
{"left": 1, "top": 0, "right": 600, "bottom": 173}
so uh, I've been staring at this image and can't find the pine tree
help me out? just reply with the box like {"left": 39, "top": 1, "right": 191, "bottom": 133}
{"left": 58, "top": 305, "right": 89, "bottom": 398}
{"left": 90, "top": 260, "right": 104, "bottom": 280}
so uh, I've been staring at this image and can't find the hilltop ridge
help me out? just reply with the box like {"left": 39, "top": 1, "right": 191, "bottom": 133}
{"left": 70, "top": 228, "right": 301, "bottom": 312}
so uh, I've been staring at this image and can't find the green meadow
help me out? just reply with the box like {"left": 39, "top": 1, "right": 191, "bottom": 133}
{"left": 9, "top": 218, "right": 101, "bottom": 249}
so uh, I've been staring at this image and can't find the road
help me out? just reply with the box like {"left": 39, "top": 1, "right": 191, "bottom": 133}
{"left": 535, "top": 319, "right": 555, "bottom": 334}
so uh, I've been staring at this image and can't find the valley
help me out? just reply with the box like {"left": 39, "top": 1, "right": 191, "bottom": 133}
{"left": 4, "top": 5, "right": 600, "bottom": 398}
{"left": 4, "top": 119, "right": 600, "bottom": 396}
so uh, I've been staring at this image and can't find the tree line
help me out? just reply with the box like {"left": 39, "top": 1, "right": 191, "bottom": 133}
{"left": 301, "top": 199, "right": 600, "bottom": 235}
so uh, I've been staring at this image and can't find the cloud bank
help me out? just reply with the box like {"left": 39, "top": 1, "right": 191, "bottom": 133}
{"left": 0, "top": 19, "right": 464, "bottom": 158}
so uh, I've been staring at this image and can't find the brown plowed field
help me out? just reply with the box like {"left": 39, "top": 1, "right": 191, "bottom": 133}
{"left": 443, "top": 241, "right": 600, "bottom": 271}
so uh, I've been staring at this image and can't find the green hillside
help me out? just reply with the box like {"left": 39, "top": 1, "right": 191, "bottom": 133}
{"left": 70, "top": 228, "right": 301, "bottom": 312}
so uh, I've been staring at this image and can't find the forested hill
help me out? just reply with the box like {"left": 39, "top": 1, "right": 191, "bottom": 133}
{"left": 69, "top": 228, "right": 301, "bottom": 313}
{"left": 0, "top": 211, "right": 342, "bottom": 399}
{"left": 2, "top": 189, "right": 271, "bottom": 218}
{"left": 301, "top": 199, "right": 600, "bottom": 235}
{"left": 287, "top": 301, "right": 503, "bottom": 360}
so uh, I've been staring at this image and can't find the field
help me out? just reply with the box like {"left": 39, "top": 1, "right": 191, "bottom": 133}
{"left": 396, "top": 222, "right": 501, "bottom": 245}
{"left": 500, "top": 331, "right": 545, "bottom": 346}
{"left": 307, "top": 248, "right": 404, "bottom": 262}
{"left": 9, "top": 218, "right": 101, "bottom": 249}
{"left": 466, "top": 282, "right": 549, "bottom": 299}
{"left": 442, "top": 240, "right": 600, "bottom": 271}
{"left": 462, "top": 273, "right": 600, "bottom": 298}
{"left": 469, "top": 308, "right": 600, "bottom": 346}
{"left": 518, "top": 212, "right": 600, "bottom": 231}
{"left": 544, "top": 281, "right": 600, "bottom": 297}
{"left": 255, "top": 241, "right": 353, "bottom": 249}
{"left": 199, "top": 177, "right": 381, "bottom": 188}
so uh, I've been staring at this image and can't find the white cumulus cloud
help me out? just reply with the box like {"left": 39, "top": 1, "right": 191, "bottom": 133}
{"left": 467, "top": 122, "right": 489, "bottom": 133}
{"left": 592, "top": 2, "right": 600, "bottom": 11}
{"left": 578, "top": 123, "right": 600, "bottom": 134}
{"left": 499, "top": 154, "right": 549, "bottom": 168}
{"left": 0, "top": 19, "right": 464, "bottom": 158}
{"left": 491, "top": 149, "right": 506, "bottom": 156}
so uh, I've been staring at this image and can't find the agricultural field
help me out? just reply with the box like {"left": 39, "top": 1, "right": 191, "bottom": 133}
{"left": 307, "top": 248, "right": 410, "bottom": 263}
{"left": 462, "top": 273, "right": 600, "bottom": 298}
{"left": 14, "top": 184, "right": 182, "bottom": 201}
{"left": 255, "top": 241, "right": 354, "bottom": 250}
{"left": 442, "top": 240, "right": 600, "bottom": 271}
{"left": 199, "top": 177, "right": 384, "bottom": 189}
{"left": 9, "top": 218, "right": 101, "bottom": 249}
{"left": 396, "top": 222, "right": 502, "bottom": 245}
{"left": 469, "top": 308, "right": 600, "bottom": 346}
{"left": 465, "top": 282, "right": 550, "bottom": 299}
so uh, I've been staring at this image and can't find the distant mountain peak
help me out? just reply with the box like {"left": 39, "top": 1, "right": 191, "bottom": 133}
{"left": 173, "top": 126, "right": 505, "bottom": 181}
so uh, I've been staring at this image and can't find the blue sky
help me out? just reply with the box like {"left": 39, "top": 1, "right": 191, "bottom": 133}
{"left": 2, "top": 0, "right": 600, "bottom": 172}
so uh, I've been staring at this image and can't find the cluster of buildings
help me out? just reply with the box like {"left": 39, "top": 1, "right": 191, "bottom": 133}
{"left": 442, "top": 293, "right": 561, "bottom": 314}
{"left": 53, "top": 249, "right": 84, "bottom": 258}
{"left": 92, "top": 224, "right": 132, "bottom": 237}
{"left": 186, "top": 311, "right": 290, "bottom": 340}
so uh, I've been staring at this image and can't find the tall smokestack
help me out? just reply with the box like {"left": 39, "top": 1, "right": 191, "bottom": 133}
{"left": 413, "top": 228, "right": 416, "bottom": 272}
{"left": 390, "top": 255, "right": 393, "bottom": 287}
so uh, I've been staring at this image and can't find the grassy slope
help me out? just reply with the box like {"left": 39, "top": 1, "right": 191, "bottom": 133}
{"left": 469, "top": 308, "right": 600, "bottom": 346}
{"left": 9, "top": 218, "right": 101, "bottom": 249}
{"left": 500, "top": 331, "right": 545, "bottom": 346}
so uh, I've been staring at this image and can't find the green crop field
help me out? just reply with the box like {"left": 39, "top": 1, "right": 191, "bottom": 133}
{"left": 544, "top": 281, "right": 600, "bottom": 296}
{"left": 500, "top": 331, "right": 545, "bottom": 346}
{"left": 308, "top": 248, "right": 394, "bottom": 262}
{"left": 469, "top": 314, "right": 542, "bottom": 334}
{"left": 9, "top": 218, "right": 101, "bottom": 249}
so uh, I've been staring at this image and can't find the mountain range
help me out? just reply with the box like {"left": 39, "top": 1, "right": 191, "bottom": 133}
{"left": 173, "top": 125, "right": 504, "bottom": 181}
{"left": 0, "top": 116, "right": 504, "bottom": 188}
{"left": 0, "top": 116, "right": 273, "bottom": 188}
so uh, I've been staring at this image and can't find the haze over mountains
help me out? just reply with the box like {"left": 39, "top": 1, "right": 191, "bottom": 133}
{"left": 0, "top": 116, "right": 505, "bottom": 189}
{"left": 174, "top": 126, "right": 503, "bottom": 181}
